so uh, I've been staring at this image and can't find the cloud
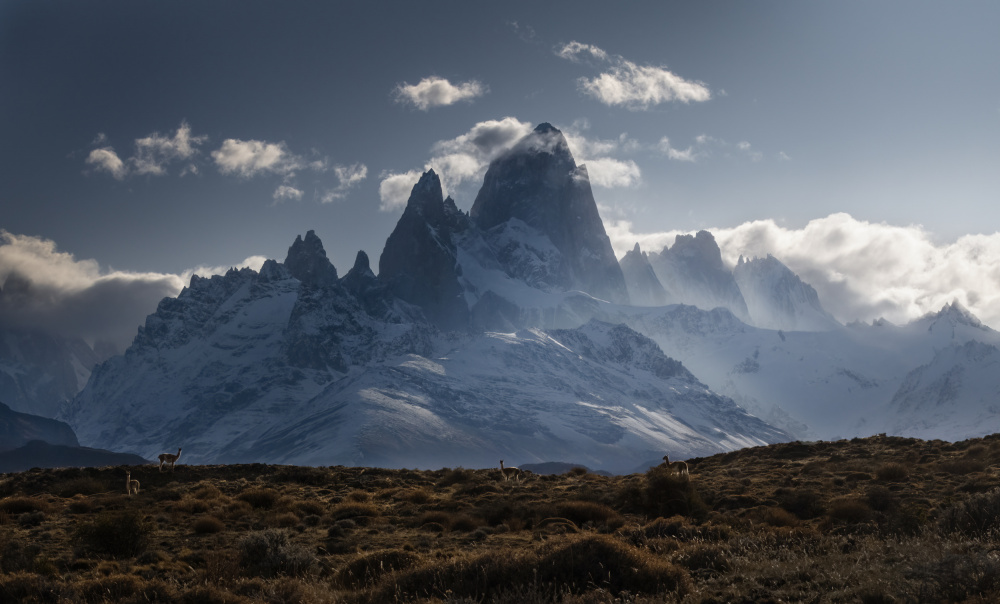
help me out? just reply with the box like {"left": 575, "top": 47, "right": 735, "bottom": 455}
{"left": 378, "top": 170, "right": 423, "bottom": 211}
{"left": 0, "top": 231, "right": 184, "bottom": 349}
{"left": 85, "top": 147, "right": 127, "bottom": 179}
{"left": 606, "top": 214, "right": 1000, "bottom": 330}
{"left": 131, "top": 121, "right": 207, "bottom": 175}
{"left": 394, "top": 76, "right": 487, "bottom": 111}
{"left": 557, "top": 41, "right": 710, "bottom": 109}
{"left": 657, "top": 134, "right": 762, "bottom": 162}
{"left": 579, "top": 158, "right": 641, "bottom": 188}
{"left": 0, "top": 231, "right": 269, "bottom": 350}
{"left": 273, "top": 185, "right": 304, "bottom": 203}
{"left": 321, "top": 163, "right": 369, "bottom": 203}
{"left": 85, "top": 122, "right": 207, "bottom": 179}
{"left": 561, "top": 121, "right": 641, "bottom": 188}
{"left": 556, "top": 41, "right": 608, "bottom": 62}
{"left": 378, "top": 117, "right": 535, "bottom": 210}
{"left": 657, "top": 137, "right": 700, "bottom": 162}
{"left": 211, "top": 139, "right": 301, "bottom": 177}
{"left": 378, "top": 117, "right": 647, "bottom": 208}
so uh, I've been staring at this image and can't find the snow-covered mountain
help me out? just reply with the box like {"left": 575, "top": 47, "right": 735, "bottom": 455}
{"left": 599, "top": 300, "right": 1000, "bottom": 441}
{"left": 43, "top": 121, "right": 1000, "bottom": 468}
{"left": 0, "top": 326, "right": 113, "bottom": 418}
{"left": 62, "top": 229, "right": 786, "bottom": 470}
{"left": 733, "top": 254, "right": 840, "bottom": 332}
{"left": 620, "top": 244, "right": 668, "bottom": 307}
{"left": 647, "top": 231, "right": 750, "bottom": 322}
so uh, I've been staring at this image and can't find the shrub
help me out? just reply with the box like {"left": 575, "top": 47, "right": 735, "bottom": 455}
{"left": 237, "top": 488, "right": 279, "bottom": 509}
{"left": 331, "top": 501, "right": 380, "bottom": 521}
{"left": 875, "top": 462, "right": 909, "bottom": 482}
{"left": 827, "top": 497, "right": 873, "bottom": 524}
{"left": 556, "top": 501, "right": 623, "bottom": 529}
{"left": 676, "top": 543, "right": 732, "bottom": 574}
{"left": 939, "top": 459, "right": 987, "bottom": 475}
{"left": 77, "top": 573, "right": 143, "bottom": 603}
{"left": 631, "top": 465, "right": 708, "bottom": 520}
{"left": 437, "top": 467, "right": 475, "bottom": 487}
{"left": 236, "top": 529, "right": 315, "bottom": 578}
{"left": 74, "top": 510, "right": 154, "bottom": 559}
{"left": 67, "top": 498, "right": 94, "bottom": 514}
{"left": 938, "top": 488, "right": 1000, "bottom": 536}
{"left": 336, "top": 549, "right": 421, "bottom": 588}
{"left": 0, "top": 496, "right": 49, "bottom": 515}
{"left": 0, "top": 571, "right": 62, "bottom": 603}
{"left": 193, "top": 516, "right": 226, "bottom": 534}
{"left": 193, "top": 483, "right": 224, "bottom": 500}
{"left": 776, "top": 488, "right": 824, "bottom": 520}
{"left": 1, "top": 540, "right": 41, "bottom": 573}
{"left": 379, "top": 534, "right": 691, "bottom": 601}
{"left": 56, "top": 477, "right": 106, "bottom": 498}
{"left": 759, "top": 507, "right": 800, "bottom": 527}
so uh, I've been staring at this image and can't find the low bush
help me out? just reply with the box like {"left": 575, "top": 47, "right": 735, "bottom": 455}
{"left": 237, "top": 488, "right": 279, "bottom": 510}
{"left": 74, "top": 510, "right": 154, "bottom": 559}
{"left": 336, "top": 549, "right": 421, "bottom": 588}
{"left": 0, "top": 496, "right": 49, "bottom": 515}
{"left": 875, "top": 462, "right": 909, "bottom": 482}
{"left": 827, "top": 497, "right": 874, "bottom": 524}
{"left": 378, "top": 534, "right": 691, "bottom": 601}
{"left": 193, "top": 515, "right": 226, "bottom": 534}
{"left": 236, "top": 529, "right": 315, "bottom": 578}
{"left": 938, "top": 488, "right": 1000, "bottom": 536}
{"left": 0, "top": 571, "right": 62, "bottom": 603}
{"left": 77, "top": 573, "right": 143, "bottom": 603}
{"left": 556, "top": 500, "right": 623, "bottom": 529}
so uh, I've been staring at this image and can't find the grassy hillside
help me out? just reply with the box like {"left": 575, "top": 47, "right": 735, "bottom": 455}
{"left": 2, "top": 434, "right": 1000, "bottom": 603}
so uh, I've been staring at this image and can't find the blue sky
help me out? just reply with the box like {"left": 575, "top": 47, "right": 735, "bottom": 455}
{"left": 2, "top": 1, "right": 1000, "bottom": 344}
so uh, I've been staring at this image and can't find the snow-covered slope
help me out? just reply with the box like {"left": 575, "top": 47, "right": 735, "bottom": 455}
{"left": 599, "top": 300, "right": 1000, "bottom": 440}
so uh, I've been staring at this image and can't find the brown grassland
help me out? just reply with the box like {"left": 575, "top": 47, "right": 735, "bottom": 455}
{"left": 3, "top": 434, "right": 1000, "bottom": 603}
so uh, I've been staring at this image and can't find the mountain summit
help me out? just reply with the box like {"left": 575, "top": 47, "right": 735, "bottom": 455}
{"left": 470, "top": 123, "right": 629, "bottom": 305}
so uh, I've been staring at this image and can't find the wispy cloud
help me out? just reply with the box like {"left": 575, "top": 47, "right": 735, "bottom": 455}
{"left": 85, "top": 147, "right": 128, "bottom": 179}
{"left": 320, "top": 163, "right": 369, "bottom": 203}
{"left": 556, "top": 41, "right": 710, "bottom": 109}
{"left": 131, "top": 122, "right": 207, "bottom": 176}
{"left": 212, "top": 139, "right": 301, "bottom": 177}
{"left": 273, "top": 185, "right": 304, "bottom": 203}
{"left": 378, "top": 117, "right": 535, "bottom": 210}
{"left": 606, "top": 213, "right": 1000, "bottom": 330}
{"left": 0, "top": 231, "right": 265, "bottom": 349}
{"left": 394, "top": 76, "right": 487, "bottom": 111}
{"left": 84, "top": 122, "right": 207, "bottom": 179}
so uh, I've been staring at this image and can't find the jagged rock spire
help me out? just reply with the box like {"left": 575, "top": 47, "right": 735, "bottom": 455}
{"left": 284, "top": 230, "right": 338, "bottom": 287}
{"left": 469, "top": 123, "right": 629, "bottom": 304}
{"left": 379, "top": 170, "right": 470, "bottom": 331}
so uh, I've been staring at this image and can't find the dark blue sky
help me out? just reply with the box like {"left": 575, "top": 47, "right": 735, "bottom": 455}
{"left": 3, "top": 1, "right": 1000, "bottom": 339}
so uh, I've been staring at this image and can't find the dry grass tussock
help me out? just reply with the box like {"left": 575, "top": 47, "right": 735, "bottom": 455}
{"left": 1, "top": 434, "right": 1000, "bottom": 602}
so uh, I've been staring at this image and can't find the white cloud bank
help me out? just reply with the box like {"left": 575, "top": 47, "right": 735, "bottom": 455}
{"left": 0, "top": 231, "right": 263, "bottom": 349}
{"left": 394, "top": 76, "right": 487, "bottom": 110}
{"left": 557, "top": 41, "right": 711, "bottom": 109}
{"left": 606, "top": 213, "right": 1000, "bottom": 329}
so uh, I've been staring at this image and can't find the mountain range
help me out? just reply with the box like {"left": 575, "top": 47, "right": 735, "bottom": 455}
{"left": 4, "top": 122, "right": 1000, "bottom": 471}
